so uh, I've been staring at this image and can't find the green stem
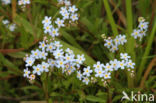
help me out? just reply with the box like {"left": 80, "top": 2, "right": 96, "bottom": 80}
{"left": 137, "top": 19, "right": 156, "bottom": 84}
{"left": 125, "top": 0, "right": 135, "bottom": 88}
{"left": 103, "top": 0, "right": 119, "bottom": 36}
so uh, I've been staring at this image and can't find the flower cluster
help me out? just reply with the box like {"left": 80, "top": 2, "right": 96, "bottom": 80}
{"left": 1, "top": 0, "right": 11, "bottom": 5}
{"left": 77, "top": 53, "right": 135, "bottom": 85}
{"left": 23, "top": 39, "right": 86, "bottom": 80}
{"left": 18, "top": 0, "right": 30, "bottom": 6}
{"left": 131, "top": 17, "right": 149, "bottom": 40}
{"left": 57, "top": 0, "right": 71, "bottom": 6}
{"left": 42, "top": 1, "right": 79, "bottom": 38}
{"left": 104, "top": 35, "right": 127, "bottom": 52}
{"left": 2, "top": 19, "right": 16, "bottom": 32}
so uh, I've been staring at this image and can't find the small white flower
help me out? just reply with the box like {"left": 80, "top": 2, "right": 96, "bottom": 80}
{"left": 76, "top": 54, "right": 85, "bottom": 64}
{"left": 83, "top": 66, "right": 92, "bottom": 77}
{"left": 41, "top": 62, "right": 50, "bottom": 72}
{"left": 95, "top": 69, "right": 105, "bottom": 77}
{"left": 9, "top": 24, "right": 16, "bottom": 32}
{"left": 29, "top": 74, "right": 36, "bottom": 80}
{"left": 114, "top": 36, "right": 120, "bottom": 46}
{"left": 48, "top": 59, "right": 56, "bottom": 68}
{"left": 69, "top": 5, "right": 78, "bottom": 13}
{"left": 110, "top": 45, "right": 118, "bottom": 53}
{"left": 31, "top": 49, "right": 41, "bottom": 59}
{"left": 54, "top": 41, "right": 62, "bottom": 48}
{"left": 82, "top": 77, "right": 90, "bottom": 85}
{"left": 93, "top": 61, "right": 104, "bottom": 71}
{"left": 110, "top": 59, "right": 120, "bottom": 70}
{"left": 50, "top": 28, "right": 59, "bottom": 37}
{"left": 39, "top": 41, "right": 46, "bottom": 50}
{"left": 103, "top": 72, "right": 111, "bottom": 79}
{"left": 33, "top": 65, "right": 42, "bottom": 75}
{"left": 70, "top": 13, "right": 78, "bottom": 21}
{"left": 60, "top": 7, "right": 68, "bottom": 15}
{"left": 131, "top": 29, "right": 140, "bottom": 39}
{"left": 55, "top": 18, "right": 65, "bottom": 28}
{"left": 77, "top": 71, "right": 83, "bottom": 80}
{"left": 119, "top": 35, "right": 127, "bottom": 45}
{"left": 53, "top": 49, "right": 64, "bottom": 59}
{"left": 23, "top": 68, "right": 30, "bottom": 78}
{"left": 40, "top": 51, "right": 48, "bottom": 60}
{"left": 25, "top": 57, "right": 35, "bottom": 67}
{"left": 138, "top": 22, "right": 148, "bottom": 30}
{"left": 104, "top": 63, "right": 113, "bottom": 71}
{"left": 64, "top": 54, "right": 75, "bottom": 63}
{"left": 2, "top": 20, "right": 9, "bottom": 25}
{"left": 65, "top": 48, "right": 73, "bottom": 54}
{"left": 46, "top": 43, "right": 55, "bottom": 52}
{"left": 120, "top": 53, "right": 130, "bottom": 61}
{"left": 42, "top": 16, "right": 52, "bottom": 26}
{"left": 44, "top": 25, "right": 53, "bottom": 34}
{"left": 56, "top": 59, "right": 65, "bottom": 68}
{"left": 126, "top": 60, "right": 135, "bottom": 69}
{"left": 119, "top": 60, "right": 126, "bottom": 69}
{"left": 104, "top": 39, "right": 113, "bottom": 48}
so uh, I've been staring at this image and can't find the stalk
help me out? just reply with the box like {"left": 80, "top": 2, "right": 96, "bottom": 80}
{"left": 103, "top": 0, "right": 119, "bottom": 36}
{"left": 137, "top": 19, "right": 156, "bottom": 83}
{"left": 125, "top": 0, "right": 135, "bottom": 88}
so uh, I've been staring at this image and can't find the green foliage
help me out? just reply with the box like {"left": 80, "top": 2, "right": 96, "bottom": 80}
{"left": 0, "top": 0, "right": 155, "bottom": 103}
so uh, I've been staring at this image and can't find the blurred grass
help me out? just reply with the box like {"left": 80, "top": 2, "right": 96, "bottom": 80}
{"left": 0, "top": 0, "right": 155, "bottom": 103}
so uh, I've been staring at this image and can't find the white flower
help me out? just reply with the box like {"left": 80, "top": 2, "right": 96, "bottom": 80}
{"left": 39, "top": 41, "right": 46, "bottom": 50}
{"left": 95, "top": 69, "right": 105, "bottom": 77}
{"left": 60, "top": 7, "right": 68, "bottom": 15}
{"left": 119, "top": 35, "right": 127, "bottom": 45}
{"left": 126, "top": 60, "right": 135, "bottom": 69}
{"left": 23, "top": 0, "right": 30, "bottom": 5}
{"left": 48, "top": 59, "right": 56, "bottom": 68}
{"left": 70, "top": 13, "right": 78, "bottom": 21}
{"left": 120, "top": 53, "right": 130, "bottom": 61}
{"left": 25, "top": 57, "right": 35, "bottom": 67}
{"left": 77, "top": 71, "right": 83, "bottom": 80}
{"left": 2, "top": 0, "right": 11, "bottom": 5}
{"left": 82, "top": 77, "right": 90, "bottom": 85}
{"left": 9, "top": 24, "right": 16, "bottom": 32}
{"left": 29, "top": 74, "right": 36, "bottom": 80}
{"left": 46, "top": 43, "right": 55, "bottom": 52}
{"left": 104, "top": 72, "right": 111, "bottom": 79}
{"left": 65, "top": 48, "right": 73, "bottom": 54}
{"left": 50, "top": 28, "right": 59, "bottom": 37}
{"left": 2, "top": 20, "right": 9, "bottom": 25}
{"left": 83, "top": 66, "right": 92, "bottom": 77}
{"left": 33, "top": 65, "right": 42, "bottom": 75}
{"left": 44, "top": 25, "right": 52, "bottom": 34}
{"left": 110, "top": 45, "right": 118, "bottom": 53}
{"left": 69, "top": 5, "right": 78, "bottom": 13}
{"left": 54, "top": 41, "right": 62, "bottom": 48}
{"left": 114, "top": 36, "right": 120, "bottom": 46}
{"left": 42, "top": 16, "right": 52, "bottom": 26}
{"left": 31, "top": 49, "right": 41, "bottom": 59}
{"left": 64, "top": 54, "right": 75, "bottom": 63}
{"left": 110, "top": 59, "right": 120, "bottom": 70}
{"left": 62, "top": 12, "right": 70, "bottom": 20}
{"left": 41, "top": 62, "right": 50, "bottom": 72}
{"left": 93, "top": 61, "right": 104, "bottom": 71}
{"left": 53, "top": 49, "right": 64, "bottom": 59}
{"left": 104, "top": 39, "right": 113, "bottom": 48}
{"left": 56, "top": 59, "right": 65, "bottom": 68}
{"left": 138, "top": 22, "right": 148, "bottom": 30}
{"left": 104, "top": 63, "right": 113, "bottom": 71}
{"left": 23, "top": 68, "right": 30, "bottom": 78}
{"left": 55, "top": 18, "right": 65, "bottom": 28}
{"left": 119, "top": 60, "right": 126, "bottom": 70}
{"left": 76, "top": 54, "right": 85, "bottom": 64}
{"left": 131, "top": 29, "right": 140, "bottom": 39}
{"left": 40, "top": 51, "right": 48, "bottom": 60}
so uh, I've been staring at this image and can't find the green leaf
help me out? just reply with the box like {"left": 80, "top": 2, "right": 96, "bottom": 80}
{"left": 86, "top": 95, "right": 106, "bottom": 102}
